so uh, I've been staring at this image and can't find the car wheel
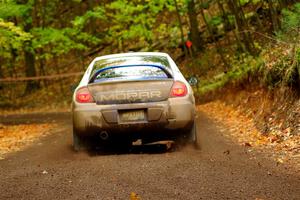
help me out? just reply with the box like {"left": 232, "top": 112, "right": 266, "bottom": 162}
{"left": 192, "top": 122, "right": 200, "bottom": 149}
{"left": 187, "top": 122, "right": 199, "bottom": 149}
{"left": 183, "top": 121, "right": 200, "bottom": 149}
{"left": 73, "top": 129, "right": 86, "bottom": 152}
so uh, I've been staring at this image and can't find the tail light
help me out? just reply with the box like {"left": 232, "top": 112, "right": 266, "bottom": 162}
{"left": 170, "top": 81, "right": 187, "bottom": 97}
{"left": 75, "top": 86, "right": 94, "bottom": 103}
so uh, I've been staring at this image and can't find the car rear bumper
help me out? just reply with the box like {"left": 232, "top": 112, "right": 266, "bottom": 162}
{"left": 72, "top": 97, "right": 196, "bottom": 137}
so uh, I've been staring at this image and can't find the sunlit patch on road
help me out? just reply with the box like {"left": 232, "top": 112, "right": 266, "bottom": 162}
{"left": 0, "top": 123, "right": 56, "bottom": 159}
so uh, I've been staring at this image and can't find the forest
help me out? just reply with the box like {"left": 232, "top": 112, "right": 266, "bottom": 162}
{"left": 0, "top": 0, "right": 300, "bottom": 110}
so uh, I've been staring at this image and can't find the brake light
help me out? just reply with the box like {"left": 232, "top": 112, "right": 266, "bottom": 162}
{"left": 76, "top": 86, "right": 94, "bottom": 103}
{"left": 170, "top": 81, "right": 187, "bottom": 97}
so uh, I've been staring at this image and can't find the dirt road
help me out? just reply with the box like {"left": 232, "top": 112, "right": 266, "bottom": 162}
{"left": 0, "top": 112, "right": 299, "bottom": 200}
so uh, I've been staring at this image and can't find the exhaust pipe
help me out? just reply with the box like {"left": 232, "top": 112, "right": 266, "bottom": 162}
{"left": 99, "top": 131, "right": 109, "bottom": 140}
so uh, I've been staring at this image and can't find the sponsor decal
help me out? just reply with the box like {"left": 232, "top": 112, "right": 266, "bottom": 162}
{"left": 96, "top": 90, "right": 162, "bottom": 102}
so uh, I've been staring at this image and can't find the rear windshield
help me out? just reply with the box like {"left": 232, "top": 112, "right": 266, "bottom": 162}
{"left": 92, "top": 55, "right": 171, "bottom": 76}
{"left": 92, "top": 65, "right": 170, "bottom": 83}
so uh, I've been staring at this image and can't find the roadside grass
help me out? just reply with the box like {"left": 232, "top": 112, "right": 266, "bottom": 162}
{"left": 197, "top": 43, "right": 300, "bottom": 96}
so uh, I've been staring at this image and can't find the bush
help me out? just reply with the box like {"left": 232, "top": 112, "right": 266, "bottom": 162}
{"left": 279, "top": 3, "right": 300, "bottom": 43}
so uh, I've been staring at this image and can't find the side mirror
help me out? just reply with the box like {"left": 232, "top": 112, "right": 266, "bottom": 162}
{"left": 187, "top": 76, "right": 198, "bottom": 86}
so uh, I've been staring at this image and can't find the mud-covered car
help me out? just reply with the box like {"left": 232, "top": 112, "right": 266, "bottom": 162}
{"left": 72, "top": 52, "right": 198, "bottom": 151}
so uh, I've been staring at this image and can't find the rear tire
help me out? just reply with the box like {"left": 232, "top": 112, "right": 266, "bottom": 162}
{"left": 73, "top": 129, "right": 86, "bottom": 152}
{"left": 183, "top": 122, "right": 200, "bottom": 149}
{"left": 192, "top": 122, "right": 200, "bottom": 149}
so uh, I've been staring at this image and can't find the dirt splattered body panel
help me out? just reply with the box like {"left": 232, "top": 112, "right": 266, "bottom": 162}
{"left": 72, "top": 52, "right": 196, "bottom": 144}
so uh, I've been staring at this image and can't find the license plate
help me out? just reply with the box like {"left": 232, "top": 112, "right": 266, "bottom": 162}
{"left": 120, "top": 110, "right": 145, "bottom": 122}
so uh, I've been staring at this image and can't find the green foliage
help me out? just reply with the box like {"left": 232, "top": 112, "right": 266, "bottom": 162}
{"left": 31, "top": 27, "right": 97, "bottom": 58}
{"left": 268, "top": 3, "right": 300, "bottom": 88}
{"left": 1, "top": 0, "right": 300, "bottom": 109}
{"left": 108, "top": 0, "right": 153, "bottom": 41}
{"left": 297, "top": 48, "right": 300, "bottom": 63}
{"left": 227, "top": 14, "right": 236, "bottom": 26}
{"left": 279, "top": 3, "right": 300, "bottom": 43}
{"left": 239, "top": 0, "right": 249, "bottom": 6}
{"left": 105, "top": 0, "right": 174, "bottom": 48}
{"left": 208, "top": 15, "right": 223, "bottom": 26}
{"left": 72, "top": 6, "right": 106, "bottom": 30}
{"left": 263, "top": 59, "right": 287, "bottom": 88}
{"left": 199, "top": 54, "right": 263, "bottom": 94}
{"left": 0, "top": 0, "right": 299, "bottom": 88}
{"left": 239, "top": 0, "right": 261, "bottom": 6}
{"left": 259, "top": 42, "right": 300, "bottom": 89}
{"left": 0, "top": 0, "right": 31, "bottom": 19}
{"left": 200, "top": 1, "right": 210, "bottom": 10}
{"left": 0, "top": 0, "right": 104, "bottom": 61}
{"left": 0, "top": 18, "right": 31, "bottom": 58}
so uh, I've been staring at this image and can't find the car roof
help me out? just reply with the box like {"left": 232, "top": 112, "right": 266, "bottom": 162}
{"left": 92, "top": 52, "right": 169, "bottom": 62}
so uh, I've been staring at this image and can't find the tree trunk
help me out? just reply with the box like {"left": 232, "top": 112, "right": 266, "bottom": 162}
{"left": 24, "top": 41, "right": 39, "bottom": 93}
{"left": 0, "top": 63, "right": 3, "bottom": 90}
{"left": 227, "top": 0, "right": 257, "bottom": 55}
{"left": 174, "top": 0, "right": 188, "bottom": 56}
{"left": 0, "top": 60, "right": 3, "bottom": 78}
{"left": 278, "top": 0, "right": 287, "bottom": 10}
{"left": 86, "top": 0, "right": 95, "bottom": 34}
{"left": 199, "top": 0, "right": 229, "bottom": 71}
{"left": 22, "top": 0, "right": 39, "bottom": 93}
{"left": 216, "top": 0, "right": 231, "bottom": 31}
{"left": 187, "top": 0, "right": 203, "bottom": 52}
{"left": 268, "top": 0, "right": 280, "bottom": 33}
{"left": 248, "top": 0, "right": 264, "bottom": 31}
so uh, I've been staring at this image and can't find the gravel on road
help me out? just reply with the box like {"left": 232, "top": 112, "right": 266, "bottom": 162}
{"left": 0, "top": 112, "right": 299, "bottom": 200}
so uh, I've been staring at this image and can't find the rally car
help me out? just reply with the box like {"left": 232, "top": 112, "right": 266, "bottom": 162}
{"left": 72, "top": 52, "right": 198, "bottom": 151}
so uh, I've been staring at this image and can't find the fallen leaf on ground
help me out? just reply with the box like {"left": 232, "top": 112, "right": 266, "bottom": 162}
{"left": 277, "top": 158, "right": 284, "bottom": 164}
{"left": 0, "top": 123, "right": 55, "bottom": 158}
{"left": 198, "top": 101, "right": 300, "bottom": 171}
{"left": 244, "top": 142, "right": 252, "bottom": 147}
{"left": 130, "top": 192, "right": 141, "bottom": 200}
